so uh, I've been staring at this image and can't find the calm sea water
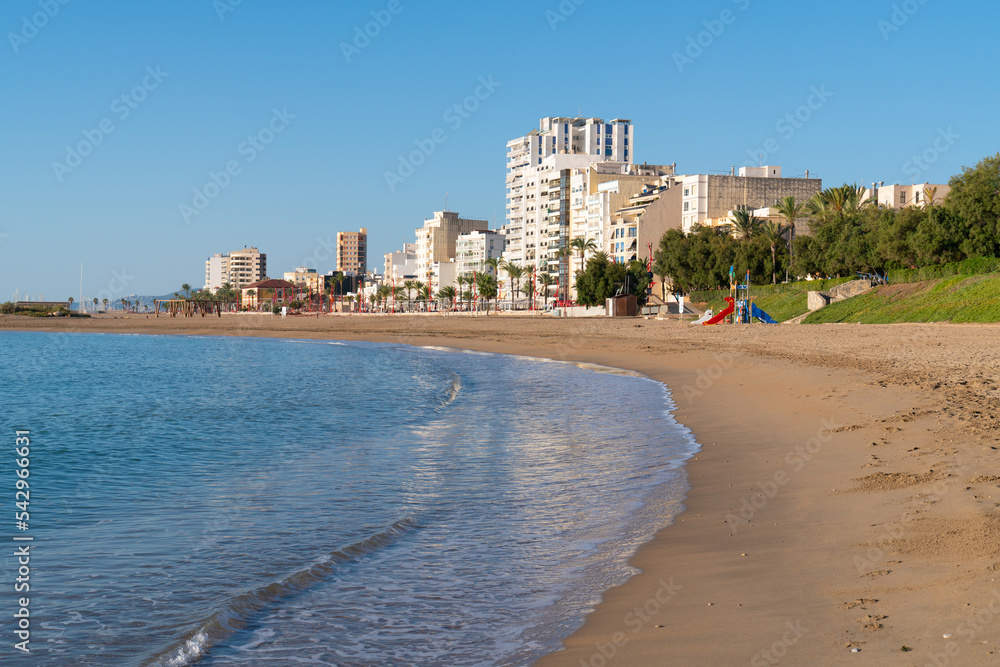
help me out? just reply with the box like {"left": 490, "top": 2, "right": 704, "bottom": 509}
{"left": 0, "top": 331, "right": 698, "bottom": 666}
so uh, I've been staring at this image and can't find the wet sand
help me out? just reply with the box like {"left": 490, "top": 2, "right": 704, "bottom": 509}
{"left": 6, "top": 313, "right": 1000, "bottom": 665}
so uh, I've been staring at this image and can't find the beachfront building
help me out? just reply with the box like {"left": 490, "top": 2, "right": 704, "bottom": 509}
{"left": 678, "top": 166, "right": 822, "bottom": 235}
{"left": 384, "top": 243, "right": 417, "bottom": 282}
{"left": 506, "top": 117, "right": 634, "bottom": 267}
{"left": 456, "top": 230, "right": 506, "bottom": 277}
{"left": 283, "top": 267, "right": 323, "bottom": 293}
{"left": 204, "top": 253, "right": 230, "bottom": 291}
{"left": 337, "top": 228, "right": 368, "bottom": 274}
{"left": 863, "top": 183, "right": 951, "bottom": 210}
{"left": 577, "top": 163, "right": 677, "bottom": 266}
{"left": 415, "top": 211, "right": 489, "bottom": 288}
{"left": 204, "top": 247, "right": 267, "bottom": 291}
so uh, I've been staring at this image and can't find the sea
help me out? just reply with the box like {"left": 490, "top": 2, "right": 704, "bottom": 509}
{"left": 0, "top": 331, "right": 699, "bottom": 666}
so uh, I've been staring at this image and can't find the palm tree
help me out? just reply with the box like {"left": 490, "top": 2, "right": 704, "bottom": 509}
{"left": 102, "top": 298, "right": 109, "bottom": 311}
{"left": 376, "top": 285, "right": 390, "bottom": 311}
{"left": 67, "top": 297, "right": 74, "bottom": 311}
{"left": 437, "top": 286, "right": 456, "bottom": 311}
{"left": 760, "top": 221, "right": 791, "bottom": 284}
{"left": 539, "top": 272, "right": 555, "bottom": 307}
{"left": 181, "top": 283, "right": 192, "bottom": 299}
{"left": 332, "top": 271, "right": 346, "bottom": 305}
{"left": 92, "top": 297, "right": 98, "bottom": 311}
{"left": 923, "top": 185, "right": 939, "bottom": 208}
{"left": 730, "top": 209, "right": 761, "bottom": 240}
{"left": 484, "top": 256, "right": 504, "bottom": 278}
{"left": 553, "top": 246, "right": 573, "bottom": 302}
{"left": 807, "top": 184, "right": 872, "bottom": 220}
{"left": 774, "top": 196, "right": 805, "bottom": 278}
{"left": 401, "top": 280, "right": 416, "bottom": 312}
{"left": 475, "top": 272, "right": 498, "bottom": 313}
{"left": 569, "top": 237, "right": 598, "bottom": 276}
{"left": 503, "top": 263, "right": 524, "bottom": 310}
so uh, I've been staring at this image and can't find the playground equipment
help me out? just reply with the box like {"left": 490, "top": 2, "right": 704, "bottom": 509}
{"left": 691, "top": 307, "right": 715, "bottom": 325}
{"left": 703, "top": 267, "right": 777, "bottom": 326}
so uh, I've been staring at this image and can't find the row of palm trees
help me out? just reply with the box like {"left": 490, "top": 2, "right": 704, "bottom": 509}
{"left": 726, "top": 195, "right": 807, "bottom": 284}
{"left": 366, "top": 259, "right": 566, "bottom": 313}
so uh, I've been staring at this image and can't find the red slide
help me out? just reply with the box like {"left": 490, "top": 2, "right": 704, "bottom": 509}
{"left": 703, "top": 297, "right": 735, "bottom": 326}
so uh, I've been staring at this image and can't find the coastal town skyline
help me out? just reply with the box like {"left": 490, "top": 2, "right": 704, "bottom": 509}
{"left": 3, "top": 0, "right": 998, "bottom": 298}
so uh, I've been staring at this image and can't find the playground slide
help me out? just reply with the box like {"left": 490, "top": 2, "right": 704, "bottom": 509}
{"left": 703, "top": 297, "right": 735, "bottom": 326}
{"left": 751, "top": 302, "right": 778, "bottom": 324}
{"left": 691, "top": 308, "right": 714, "bottom": 325}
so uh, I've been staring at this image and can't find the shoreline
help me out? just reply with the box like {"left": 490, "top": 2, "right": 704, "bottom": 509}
{"left": 6, "top": 315, "right": 1000, "bottom": 664}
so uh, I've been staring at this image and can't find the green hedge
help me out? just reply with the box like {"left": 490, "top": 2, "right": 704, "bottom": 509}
{"left": 887, "top": 257, "right": 1000, "bottom": 284}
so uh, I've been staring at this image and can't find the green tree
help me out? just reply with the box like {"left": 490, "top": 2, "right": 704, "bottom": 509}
{"left": 944, "top": 152, "right": 1000, "bottom": 258}
{"left": 437, "top": 286, "right": 456, "bottom": 310}
{"left": 502, "top": 263, "right": 524, "bottom": 309}
{"left": 181, "top": 283, "right": 192, "bottom": 298}
{"left": 402, "top": 279, "right": 416, "bottom": 311}
{"left": 575, "top": 254, "right": 649, "bottom": 307}
{"left": 653, "top": 226, "right": 735, "bottom": 293}
{"left": 759, "top": 221, "right": 791, "bottom": 284}
{"left": 538, "top": 272, "right": 555, "bottom": 307}
{"left": 774, "top": 196, "right": 805, "bottom": 277}
{"left": 553, "top": 246, "right": 573, "bottom": 301}
{"left": 730, "top": 209, "right": 761, "bottom": 239}
{"left": 569, "top": 237, "right": 598, "bottom": 275}
{"left": 474, "top": 272, "right": 498, "bottom": 312}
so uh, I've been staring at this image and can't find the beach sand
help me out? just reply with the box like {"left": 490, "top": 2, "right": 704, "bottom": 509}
{"left": 6, "top": 313, "right": 1000, "bottom": 665}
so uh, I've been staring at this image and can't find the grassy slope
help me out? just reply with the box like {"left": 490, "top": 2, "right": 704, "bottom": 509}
{"left": 804, "top": 274, "right": 1000, "bottom": 324}
{"left": 689, "top": 278, "right": 850, "bottom": 323}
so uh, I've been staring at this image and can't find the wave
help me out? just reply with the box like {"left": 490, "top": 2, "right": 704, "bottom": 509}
{"left": 142, "top": 517, "right": 419, "bottom": 667}
{"left": 438, "top": 372, "right": 462, "bottom": 408}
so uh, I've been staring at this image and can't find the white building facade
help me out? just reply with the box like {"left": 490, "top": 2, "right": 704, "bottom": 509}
{"left": 456, "top": 230, "right": 506, "bottom": 277}
{"left": 505, "top": 117, "right": 633, "bottom": 266}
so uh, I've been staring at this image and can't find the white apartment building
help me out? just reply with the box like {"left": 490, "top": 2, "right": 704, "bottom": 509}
{"left": 204, "top": 247, "right": 267, "bottom": 290}
{"left": 384, "top": 243, "right": 418, "bottom": 282}
{"left": 456, "top": 230, "right": 506, "bottom": 277}
{"left": 506, "top": 117, "right": 633, "bottom": 266}
{"left": 415, "top": 211, "right": 488, "bottom": 283}
{"left": 204, "top": 253, "right": 229, "bottom": 291}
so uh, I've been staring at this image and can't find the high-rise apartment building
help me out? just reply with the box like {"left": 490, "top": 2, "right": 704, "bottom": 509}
{"left": 337, "top": 228, "right": 368, "bottom": 274}
{"left": 506, "top": 117, "right": 633, "bottom": 266}
{"left": 204, "top": 247, "right": 267, "bottom": 290}
{"left": 228, "top": 247, "right": 267, "bottom": 288}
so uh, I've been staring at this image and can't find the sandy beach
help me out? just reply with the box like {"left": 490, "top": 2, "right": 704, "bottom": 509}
{"left": 6, "top": 313, "right": 999, "bottom": 665}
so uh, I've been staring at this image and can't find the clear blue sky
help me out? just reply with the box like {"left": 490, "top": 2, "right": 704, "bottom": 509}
{"left": 2, "top": 0, "right": 996, "bottom": 300}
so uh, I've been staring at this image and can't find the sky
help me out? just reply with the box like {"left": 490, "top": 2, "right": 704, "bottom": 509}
{"left": 2, "top": 0, "right": 997, "bottom": 300}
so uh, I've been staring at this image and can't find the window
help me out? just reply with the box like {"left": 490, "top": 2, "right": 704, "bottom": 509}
{"left": 900, "top": 192, "right": 906, "bottom": 204}
{"left": 683, "top": 202, "right": 690, "bottom": 212}
{"left": 684, "top": 187, "right": 690, "bottom": 196}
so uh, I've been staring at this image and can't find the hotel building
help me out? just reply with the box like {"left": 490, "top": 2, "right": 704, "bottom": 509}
{"left": 337, "top": 228, "right": 368, "bottom": 275}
